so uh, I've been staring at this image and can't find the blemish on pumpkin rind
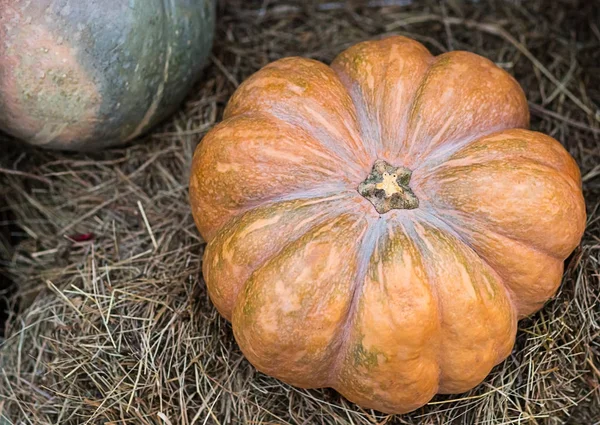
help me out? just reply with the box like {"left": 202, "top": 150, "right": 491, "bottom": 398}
{"left": 351, "top": 337, "right": 387, "bottom": 370}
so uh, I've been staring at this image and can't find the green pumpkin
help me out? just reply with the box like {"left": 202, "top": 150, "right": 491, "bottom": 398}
{"left": 0, "top": 0, "right": 215, "bottom": 151}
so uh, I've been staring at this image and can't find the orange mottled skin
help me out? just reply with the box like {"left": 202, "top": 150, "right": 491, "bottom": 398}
{"left": 189, "top": 36, "right": 586, "bottom": 414}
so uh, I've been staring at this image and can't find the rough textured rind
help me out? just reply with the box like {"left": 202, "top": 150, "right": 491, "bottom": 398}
{"left": 0, "top": 0, "right": 215, "bottom": 151}
{"left": 189, "top": 36, "right": 586, "bottom": 414}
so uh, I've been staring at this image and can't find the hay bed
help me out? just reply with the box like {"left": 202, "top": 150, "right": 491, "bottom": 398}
{"left": 1, "top": 1, "right": 599, "bottom": 424}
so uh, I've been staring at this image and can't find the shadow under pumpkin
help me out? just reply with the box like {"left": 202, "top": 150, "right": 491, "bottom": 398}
{"left": 0, "top": 204, "right": 19, "bottom": 337}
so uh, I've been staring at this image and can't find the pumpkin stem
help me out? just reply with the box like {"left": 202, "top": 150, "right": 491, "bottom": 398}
{"left": 358, "top": 160, "right": 419, "bottom": 214}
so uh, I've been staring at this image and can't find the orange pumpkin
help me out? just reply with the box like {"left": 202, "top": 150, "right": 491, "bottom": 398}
{"left": 189, "top": 36, "right": 586, "bottom": 414}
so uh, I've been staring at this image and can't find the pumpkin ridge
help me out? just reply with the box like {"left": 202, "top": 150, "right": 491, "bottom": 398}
{"left": 360, "top": 42, "right": 391, "bottom": 157}
{"left": 413, "top": 209, "right": 517, "bottom": 312}
{"left": 403, "top": 55, "right": 448, "bottom": 162}
{"left": 420, "top": 209, "right": 563, "bottom": 318}
{"left": 212, "top": 186, "right": 357, "bottom": 242}
{"left": 235, "top": 208, "right": 352, "bottom": 291}
{"left": 377, "top": 43, "right": 400, "bottom": 158}
{"left": 330, "top": 36, "right": 435, "bottom": 163}
{"left": 223, "top": 57, "right": 372, "bottom": 173}
{"left": 204, "top": 194, "right": 359, "bottom": 319}
{"left": 400, "top": 217, "right": 444, "bottom": 369}
{"left": 402, "top": 50, "right": 529, "bottom": 169}
{"left": 330, "top": 68, "right": 379, "bottom": 160}
{"left": 435, "top": 206, "right": 567, "bottom": 260}
{"left": 189, "top": 106, "right": 365, "bottom": 241}
{"left": 193, "top": 112, "right": 357, "bottom": 180}
{"left": 239, "top": 194, "right": 361, "bottom": 277}
{"left": 260, "top": 186, "right": 359, "bottom": 209}
{"left": 331, "top": 218, "right": 442, "bottom": 412}
{"left": 417, "top": 134, "right": 584, "bottom": 187}
{"left": 231, "top": 111, "right": 368, "bottom": 182}
{"left": 412, "top": 124, "right": 521, "bottom": 172}
{"left": 328, "top": 218, "right": 384, "bottom": 387}
{"left": 404, "top": 214, "right": 516, "bottom": 392}
{"left": 231, "top": 212, "right": 372, "bottom": 388}
{"left": 408, "top": 106, "right": 524, "bottom": 171}
{"left": 423, "top": 161, "right": 584, "bottom": 260}
{"left": 438, "top": 157, "right": 582, "bottom": 195}
{"left": 386, "top": 51, "right": 437, "bottom": 161}
{"left": 262, "top": 103, "right": 368, "bottom": 175}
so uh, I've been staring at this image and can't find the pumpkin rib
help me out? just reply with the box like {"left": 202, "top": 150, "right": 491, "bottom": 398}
{"left": 330, "top": 36, "right": 434, "bottom": 163}
{"left": 192, "top": 178, "right": 355, "bottom": 242}
{"left": 420, "top": 159, "right": 585, "bottom": 260}
{"left": 228, "top": 111, "right": 367, "bottom": 182}
{"left": 331, "top": 51, "right": 381, "bottom": 159}
{"left": 412, "top": 124, "right": 527, "bottom": 173}
{"left": 413, "top": 209, "right": 518, "bottom": 310}
{"left": 422, "top": 210, "right": 566, "bottom": 317}
{"left": 405, "top": 215, "right": 517, "bottom": 393}
{"left": 378, "top": 40, "right": 434, "bottom": 161}
{"left": 223, "top": 57, "right": 372, "bottom": 174}
{"left": 332, "top": 219, "right": 442, "bottom": 413}
{"left": 421, "top": 147, "right": 556, "bottom": 183}
{"left": 193, "top": 111, "right": 356, "bottom": 178}
{"left": 189, "top": 110, "right": 364, "bottom": 241}
{"left": 416, "top": 129, "right": 584, "bottom": 187}
{"left": 402, "top": 50, "right": 529, "bottom": 169}
{"left": 327, "top": 218, "right": 384, "bottom": 387}
{"left": 203, "top": 193, "right": 365, "bottom": 320}
{"left": 402, "top": 55, "right": 443, "bottom": 162}
{"left": 367, "top": 46, "right": 388, "bottom": 158}
{"left": 398, "top": 219, "right": 446, "bottom": 392}
{"left": 400, "top": 213, "right": 444, "bottom": 330}
{"left": 433, "top": 206, "right": 564, "bottom": 260}
{"left": 231, "top": 212, "right": 373, "bottom": 388}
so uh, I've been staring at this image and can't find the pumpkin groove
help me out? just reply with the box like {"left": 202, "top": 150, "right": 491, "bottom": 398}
{"left": 326, "top": 218, "right": 384, "bottom": 387}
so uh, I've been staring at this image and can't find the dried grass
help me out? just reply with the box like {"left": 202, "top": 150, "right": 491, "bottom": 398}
{"left": 1, "top": 1, "right": 599, "bottom": 424}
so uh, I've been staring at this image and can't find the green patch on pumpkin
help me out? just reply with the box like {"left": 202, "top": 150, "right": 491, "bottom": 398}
{"left": 352, "top": 337, "right": 387, "bottom": 370}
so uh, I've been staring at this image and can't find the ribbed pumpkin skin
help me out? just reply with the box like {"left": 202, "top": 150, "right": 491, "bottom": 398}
{"left": 189, "top": 37, "right": 586, "bottom": 414}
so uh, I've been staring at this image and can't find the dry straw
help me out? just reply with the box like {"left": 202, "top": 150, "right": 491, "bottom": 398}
{"left": 1, "top": 1, "right": 599, "bottom": 424}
